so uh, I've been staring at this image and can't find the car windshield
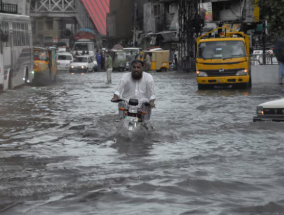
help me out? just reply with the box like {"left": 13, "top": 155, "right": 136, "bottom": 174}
{"left": 34, "top": 51, "right": 47, "bottom": 61}
{"left": 57, "top": 42, "right": 66, "bottom": 47}
{"left": 198, "top": 40, "right": 246, "bottom": 59}
{"left": 58, "top": 55, "right": 72, "bottom": 60}
{"left": 74, "top": 43, "right": 89, "bottom": 50}
{"left": 74, "top": 57, "right": 88, "bottom": 62}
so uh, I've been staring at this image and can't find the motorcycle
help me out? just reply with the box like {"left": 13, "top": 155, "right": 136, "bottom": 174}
{"left": 111, "top": 98, "right": 152, "bottom": 131}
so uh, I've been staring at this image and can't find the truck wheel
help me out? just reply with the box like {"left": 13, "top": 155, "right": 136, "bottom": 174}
{"left": 248, "top": 78, "right": 252, "bottom": 88}
{"left": 198, "top": 84, "right": 207, "bottom": 90}
{"left": 235, "top": 83, "right": 249, "bottom": 89}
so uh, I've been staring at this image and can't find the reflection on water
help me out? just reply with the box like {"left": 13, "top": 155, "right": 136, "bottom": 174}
{"left": 1, "top": 72, "right": 284, "bottom": 214}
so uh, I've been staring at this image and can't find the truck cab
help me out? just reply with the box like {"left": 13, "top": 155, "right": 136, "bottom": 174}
{"left": 72, "top": 39, "right": 96, "bottom": 57}
{"left": 196, "top": 27, "right": 251, "bottom": 90}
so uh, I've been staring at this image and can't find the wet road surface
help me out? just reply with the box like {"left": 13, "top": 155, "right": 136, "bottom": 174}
{"left": 1, "top": 71, "right": 284, "bottom": 214}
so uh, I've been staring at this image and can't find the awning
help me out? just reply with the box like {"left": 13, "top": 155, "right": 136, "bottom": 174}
{"left": 81, "top": 0, "right": 110, "bottom": 35}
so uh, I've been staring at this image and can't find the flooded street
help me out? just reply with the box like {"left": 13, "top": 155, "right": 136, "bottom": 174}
{"left": 1, "top": 71, "right": 284, "bottom": 215}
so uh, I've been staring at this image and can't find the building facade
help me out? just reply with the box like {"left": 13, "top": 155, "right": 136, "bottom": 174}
{"left": 107, "top": 0, "right": 133, "bottom": 48}
{"left": 141, "top": 0, "right": 179, "bottom": 51}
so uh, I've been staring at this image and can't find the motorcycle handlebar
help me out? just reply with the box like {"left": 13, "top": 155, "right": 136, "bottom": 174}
{"left": 111, "top": 99, "right": 150, "bottom": 106}
{"left": 111, "top": 99, "right": 124, "bottom": 103}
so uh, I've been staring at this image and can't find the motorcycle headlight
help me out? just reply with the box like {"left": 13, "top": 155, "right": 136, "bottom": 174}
{"left": 236, "top": 69, "right": 248, "bottom": 76}
{"left": 256, "top": 106, "right": 263, "bottom": 115}
{"left": 196, "top": 71, "right": 208, "bottom": 77}
{"left": 129, "top": 107, "right": 138, "bottom": 114}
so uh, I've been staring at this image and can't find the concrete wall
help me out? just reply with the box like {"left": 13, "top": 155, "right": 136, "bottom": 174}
{"left": 251, "top": 65, "right": 280, "bottom": 84}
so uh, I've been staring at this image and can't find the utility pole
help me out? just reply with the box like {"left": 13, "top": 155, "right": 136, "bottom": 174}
{"left": 133, "top": 0, "right": 137, "bottom": 47}
{"left": 262, "top": 20, "right": 266, "bottom": 65}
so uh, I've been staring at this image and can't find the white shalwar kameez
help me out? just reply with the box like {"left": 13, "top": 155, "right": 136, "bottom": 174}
{"left": 114, "top": 72, "right": 156, "bottom": 120}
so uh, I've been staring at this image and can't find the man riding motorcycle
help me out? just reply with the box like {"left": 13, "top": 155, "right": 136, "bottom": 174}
{"left": 112, "top": 60, "right": 156, "bottom": 120}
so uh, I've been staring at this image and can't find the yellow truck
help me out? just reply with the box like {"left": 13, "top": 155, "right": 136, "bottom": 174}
{"left": 196, "top": 27, "right": 251, "bottom": 90}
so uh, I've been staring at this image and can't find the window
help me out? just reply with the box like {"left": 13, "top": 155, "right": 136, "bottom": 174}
{"left": 74, "top": 43, "right": 89, "bottom": 50}
{"left": 3, "top": 22, "right": 9, "bottom": 47}
{"left": 34, "top": 51, "right": 48, "bottom": 61}
{"left": 46, "top": 19, "right": 53, "bottom": 30}
{"left": 198, "top": 41, "right": 245, "bottom": 59}
{"left": 74, "top": 57, "right": 88, "bottom": 62}
{"left": 154, "top": 4, "right": 160, "bottom": 16}
{"left": 165, "top": 4, "right": 169, "bottom": 13}
{"left": 38, "top": 22, "right": 43, "bottom": 31}
{"left": 58, "top": 55, "right": 72, "bottom": 60}
{"left": 57, "top": 42, "right": 67, "bottom": 47}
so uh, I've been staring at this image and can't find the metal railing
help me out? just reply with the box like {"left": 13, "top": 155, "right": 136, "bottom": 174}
{"left": 0, "top": 2, "right": 18, "bottom": 14}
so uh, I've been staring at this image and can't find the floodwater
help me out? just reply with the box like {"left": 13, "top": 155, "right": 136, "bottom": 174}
{"left": 1, "top": 71, "right": 284, "bottom": 215}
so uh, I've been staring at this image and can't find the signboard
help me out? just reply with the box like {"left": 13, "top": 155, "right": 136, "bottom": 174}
{"left": 73, "top": 31, "right": 96, "bottom": 40}
{"left": 199, "top": 3, "right": 213, "bottom": 22}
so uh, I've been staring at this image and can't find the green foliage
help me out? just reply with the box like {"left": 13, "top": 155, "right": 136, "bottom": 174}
{"left": 257, "top": 0, "right": 284, "bottom": 37}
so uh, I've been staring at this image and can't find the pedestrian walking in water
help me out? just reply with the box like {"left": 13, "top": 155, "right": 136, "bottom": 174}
{"left": 174, "top": 54, "right": 178, "bottom": 71}
{"left": 100, "top": 50, "right": 105, "bottom": 71}
{"left": 96, "top": 50, "right": 101, "bottom": 71}
{"left": 105, "top": 52, "right": 113, "bottom": 84}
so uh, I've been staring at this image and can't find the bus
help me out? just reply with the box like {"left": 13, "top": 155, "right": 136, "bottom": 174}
{"left": 0, "top": 13, "right": 34, "bottom": 90}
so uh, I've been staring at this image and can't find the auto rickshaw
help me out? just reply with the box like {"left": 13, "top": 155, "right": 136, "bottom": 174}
{"left": 33, "top": 47, "right": 57, "bottom": 84}
{"left": 138, "top": 50, "right": 170, "bottom": 72}
{"left": 110, "top": 50, "right": 127, "bottom": 72}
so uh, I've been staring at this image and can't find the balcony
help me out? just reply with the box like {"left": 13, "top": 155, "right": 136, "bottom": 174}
{"left": 0, "top": 2, "right": 18, "bottom": 14}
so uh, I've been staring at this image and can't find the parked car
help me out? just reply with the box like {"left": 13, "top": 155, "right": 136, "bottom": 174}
{"left": 57, "top": 52, "right": 73, "bottom": 71}
{"left": 253, "top": 98, "right": 284, "bottom": 122}
{"left": 69, "top": 55, "right": 96, "bottom": 73}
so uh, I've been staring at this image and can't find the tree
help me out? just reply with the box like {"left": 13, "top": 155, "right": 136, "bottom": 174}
{"left": 256, "top": 0, "right": 284, "bottom": 38}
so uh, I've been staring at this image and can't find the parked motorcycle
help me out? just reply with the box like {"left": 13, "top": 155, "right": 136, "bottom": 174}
{"left": 111, "top": 98, "right": 152, "bottom": 131}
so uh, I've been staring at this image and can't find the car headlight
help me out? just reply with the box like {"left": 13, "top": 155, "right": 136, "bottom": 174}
{"left": 236, "top": 69, "right": 248, "bottom": 76}
{"left": 256, "top": 106, "right": 263, "bottom": 115}
{"left": 81, "top": 66, "right": 85, "bottom": 69}
{"left": 196, "top": 71, "right": 208, "bottom": 77}
{"left": 71, "top": 65, "right": 74, "bottom": 68}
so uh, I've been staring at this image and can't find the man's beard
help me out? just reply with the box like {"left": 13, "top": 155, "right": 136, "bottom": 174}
{"left": 132, "top": 71, "right": 143, "bottom": 80}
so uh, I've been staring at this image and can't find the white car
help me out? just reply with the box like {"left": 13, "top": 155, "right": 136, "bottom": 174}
{"left": 57, "top": 52, "right": 73, "bottom": 71}
{"left": 69, "top": 55, "right": 96, "bottom": 73}
{"left": 253, "top": 98, "right": 284, "bottom": 122}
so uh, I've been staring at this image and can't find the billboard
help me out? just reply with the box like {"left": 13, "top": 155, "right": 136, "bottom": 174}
{"left": 199, "top": 3, "right": 213, "bottom": 22}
